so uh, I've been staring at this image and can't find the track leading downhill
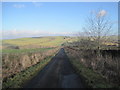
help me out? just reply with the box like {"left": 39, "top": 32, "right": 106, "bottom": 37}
{"left": 23, "top": 48, "right": 84, "bottom": 88}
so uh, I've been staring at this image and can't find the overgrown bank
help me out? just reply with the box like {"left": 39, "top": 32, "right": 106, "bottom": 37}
{"left": 64, "top": 47, "right": 120, "bottom": 88}
{"left": 2, "top": 47, "right": 60, "bottom": 88}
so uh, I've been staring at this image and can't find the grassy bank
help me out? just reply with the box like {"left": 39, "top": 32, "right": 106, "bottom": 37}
{"left": 2, "top": 53, "right": 56, "bottom": 88}
{"left": 65, "top": 50, "right": 116, "bottom": 88}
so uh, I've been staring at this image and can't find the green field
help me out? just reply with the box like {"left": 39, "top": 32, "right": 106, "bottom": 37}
{"left": 2, "top": 35, "right": 118, "bottom": 49}
{"left": 2, "top": 48, "right": 54, "bottom": 54}
{"left": 2, "top": 36, "right": 76, "bottom": 50}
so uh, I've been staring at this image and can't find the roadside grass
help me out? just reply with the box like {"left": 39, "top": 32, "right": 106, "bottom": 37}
{"left": 65, "top": 50, "right": 116, "bottom": 88}
{"left": 2, "top": 53, "right": 56, "bottom": 88}
{"left": 2, "top": 47, "right": 54, "bottom": 54}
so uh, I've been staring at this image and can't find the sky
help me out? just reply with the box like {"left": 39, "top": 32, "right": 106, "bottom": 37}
{"left": 2, "top": 2, "right": 118, "bottom": 39}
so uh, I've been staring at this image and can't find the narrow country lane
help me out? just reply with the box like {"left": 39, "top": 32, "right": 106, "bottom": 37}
{"left": 23, "top": 48, "right": 84, "bottom": 88}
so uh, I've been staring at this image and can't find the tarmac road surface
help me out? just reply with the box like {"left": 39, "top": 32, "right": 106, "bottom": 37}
{"left": 23, "top": 48, "right": 84, "bottom": 88}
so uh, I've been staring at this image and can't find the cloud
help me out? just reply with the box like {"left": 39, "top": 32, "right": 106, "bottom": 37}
{"left": 97, "top": 10, "right": 107, "bottom": 17}
{"left": 13, "top": 4, "right": 25, "bottom": 8}
{"left": 2, "top": 30, "right": 73, "bottom": 39}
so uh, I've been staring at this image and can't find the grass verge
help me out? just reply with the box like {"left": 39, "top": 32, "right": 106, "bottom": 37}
{"left": 2, "top": 47, "right": 54, "bottom": 54}
{"left": 2, "top": 53, "right": 56, "bottom": 88}
{"left": 65, "top": 50, "right": 116, "bottom": 88}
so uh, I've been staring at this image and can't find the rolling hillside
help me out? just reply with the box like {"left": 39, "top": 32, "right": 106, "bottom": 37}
{"left": 2, "top": 36, "right": 77, "bottom": 50}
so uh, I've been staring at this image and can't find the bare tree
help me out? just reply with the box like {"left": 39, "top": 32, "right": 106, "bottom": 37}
{"left": 82, "top": 9, "right": 113, "bottom": 50}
